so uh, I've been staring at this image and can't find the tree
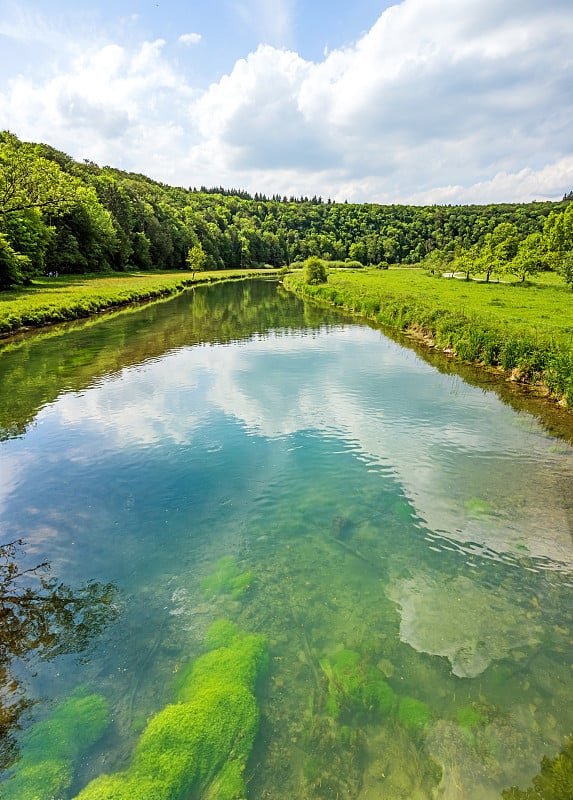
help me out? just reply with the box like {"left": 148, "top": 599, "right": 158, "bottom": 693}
{"left": 303, "top": 256, "right": 328, "bottom": 284}
{"left": 543, "top": 204, "right": 573, "bottom": 271}
{"left": 507, "top": 233, "right": 546, "bottom": 282}
{"left": 131, "top": 231, "right": 153, "bottom": 270}
{"left": 0, "top": 132, "right": 80, "bottom": 217}
{"left": 560, "top": 250, "right": 573, "bottom": 290}
{"left": 186, "top": 243, "right": 207, "bottom": 277}
{"left": 453, "top": 245, "right": 480, "bottom": 281}
{"left": 423, "top": 248, "right": 452, "bottom": 275}
{"left": 348, "top": 241, "right": 368, "bottom": 265}
{"left": 0, "top": 233, "right": 28, "bottom": 289}
{"left": 481, "top": 222, "right": 520, "bottom": 282}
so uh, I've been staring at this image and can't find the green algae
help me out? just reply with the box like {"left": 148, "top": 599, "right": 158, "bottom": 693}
{"left": 175, "top": 622, "right": 268, "bottom": 701}
{"left": 464, "top": 497, "right": 493, "bottom": 517}
{"left": 1, "top": 688, "right": 109, "bottom": 800}
{"left": 397, "top": 696, "right": 433, "bottom": 733}
{"left": 74, "top": 621, "right": 267, "bottom": 800}
{"left": 200, "top": 556, "right": 254, "bottom": 599}
{"left": 203, "top": 618, "right": 240, "bottom": 650}
{"left": 320, "top": 649, "right": 396, "bottom": 719}
{"left": 456, "top": 705, "right": 484, "bottom": 731}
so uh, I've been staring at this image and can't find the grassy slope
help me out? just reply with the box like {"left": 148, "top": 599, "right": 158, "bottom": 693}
{"left": 284, "top": 268, "right": 573, "bottom": 406}
{"left": 0, "top": 269, "right": 276, "bottom": 335}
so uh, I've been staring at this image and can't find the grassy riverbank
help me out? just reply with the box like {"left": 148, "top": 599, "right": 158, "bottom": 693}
{"left": 284, "top": 268, "right": 573, "bottom": 407}
{"left": 0, "top": 269, "right": 276, "bottom": 335}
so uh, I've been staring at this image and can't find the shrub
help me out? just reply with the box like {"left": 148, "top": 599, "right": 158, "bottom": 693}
{"left": 303, "top": 257, "right": 328, "bottom": 285}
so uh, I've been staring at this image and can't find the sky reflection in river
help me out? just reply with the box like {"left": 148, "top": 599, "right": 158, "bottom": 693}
{"left": 30, "top": 323, "right": 573, "bottom": 570}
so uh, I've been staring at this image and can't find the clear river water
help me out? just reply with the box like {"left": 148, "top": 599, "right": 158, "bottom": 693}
{"left": 0, "top": 279, "right": 572, "bottom": 799}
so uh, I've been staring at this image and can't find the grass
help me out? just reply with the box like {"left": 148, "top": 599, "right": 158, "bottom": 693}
{"left": 284, "top": 267, "right": 573, "bottom": 406}
{"left": 307, "top": 268, "right": 573, "bottom": 344}
{"left": 0, "top": 269, "right": 277, "bottom": 335}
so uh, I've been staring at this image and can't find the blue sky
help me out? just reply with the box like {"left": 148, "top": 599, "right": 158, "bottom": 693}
{"left": 1, "top": 0, "right": 572, "bottom": 204}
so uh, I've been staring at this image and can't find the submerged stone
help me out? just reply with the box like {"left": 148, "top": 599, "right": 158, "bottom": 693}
{"left": 387, "top": 573, "right": 541, "bottom": 678}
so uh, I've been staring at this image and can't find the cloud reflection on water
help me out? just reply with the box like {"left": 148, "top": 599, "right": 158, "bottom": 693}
{"left": 45, "top": 326, "right": 573, "bottom": 568}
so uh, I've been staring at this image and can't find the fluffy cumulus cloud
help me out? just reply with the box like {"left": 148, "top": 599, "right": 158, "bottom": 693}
{"left": 178, "top": 32, "right": 202, "bottom": 46}
{"left": 0, "top": 33, "right": 194, "bottom": 171}
{"left": 189, "top": 0, "right": 573, "bottom": 201}
{"left": 1, "top": 0, "right": 572, "bottom": 202}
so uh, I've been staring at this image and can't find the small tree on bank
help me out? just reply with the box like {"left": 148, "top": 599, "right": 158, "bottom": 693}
{"left": 507, "top": 233, "right": 546, "bottom": 283}
{"left": 186, "top": 243, "right": 207, "bottom": 278}
{"left": 303, "top": 256, "right": 328, "bottom": 284}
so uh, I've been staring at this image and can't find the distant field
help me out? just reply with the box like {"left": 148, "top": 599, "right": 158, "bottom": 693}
{"left": 320, "top": 268, "right": 573, "bottom": 344}
{"left": 0, "top": 270, "right": 275, "bottom": 335}
{"left": 285, "top": 267, "right": 573, "bottom": 405}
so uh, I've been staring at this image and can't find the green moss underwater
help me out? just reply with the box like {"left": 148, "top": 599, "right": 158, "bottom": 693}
{"left": 0, "top": 688, "right": 109, "bottom": 800}
{"left": 74, "top": 619, "right": 267, "bottom": 800}
{"left": 200, "top": 556, "right": 254, "bottom": 600}
{"left": 319, "top": 648, "right": 433, "bottom": 736}
{"left": 320, "top": 648, "right": 397, "bottom": 719}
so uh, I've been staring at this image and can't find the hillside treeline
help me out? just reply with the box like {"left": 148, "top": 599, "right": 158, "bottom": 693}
{"left": 0, "top": 131, "right": 571, "bottom": 289}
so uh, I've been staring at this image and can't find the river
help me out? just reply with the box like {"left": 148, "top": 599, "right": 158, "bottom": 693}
{"left": 0, "top": 279, "right": 572, "bottom": 799}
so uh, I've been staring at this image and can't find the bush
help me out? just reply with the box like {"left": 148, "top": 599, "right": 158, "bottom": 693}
{"left": 303, "top": 256, "right": 328, "bottom": 285}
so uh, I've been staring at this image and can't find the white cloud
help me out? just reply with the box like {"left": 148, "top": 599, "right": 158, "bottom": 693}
{"left": 0, "top": 33, "right": 195, "bottom": 173}
{"left": 1, "top": 0, "right": 573, "bottom": 201}
{"left": 183, "top": 0, "right": 573, "bottom": 201}
{"left": 178, "top": 32, "right": 202, "bottom": 46}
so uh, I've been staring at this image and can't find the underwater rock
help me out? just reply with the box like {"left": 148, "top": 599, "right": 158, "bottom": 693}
{"left": 73, "top": 620, "right": 268, "bottom": 800}
{"left": 331, "top": 516, "right": 354, "bottom": 542}
{"left": 387, "top": 573, "right": 541, "bottom": 678}
{"left": 359, "top": 725, "right": 441, "bottom": 800}
{"left": 425, "top": 720, "right": 494, "bottom": 800}
{"left": 1, "top": 688, "right": 109, "bottom": 800}
{"left": 426, "top": 712, "right": 544, "bottom": 800}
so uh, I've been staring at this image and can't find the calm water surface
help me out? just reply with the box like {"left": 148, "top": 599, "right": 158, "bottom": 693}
{"left": 0, "top": 280, "right": 572, "bottom": 799}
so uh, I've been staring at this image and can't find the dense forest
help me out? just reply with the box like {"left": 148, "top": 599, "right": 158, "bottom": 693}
{"left": 1, "top": 130, "right": 572, "bottom": 290}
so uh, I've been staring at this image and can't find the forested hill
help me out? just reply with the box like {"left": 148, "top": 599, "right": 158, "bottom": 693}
{"left": 0, "top": 130, "right": 570, "bottom": 289}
